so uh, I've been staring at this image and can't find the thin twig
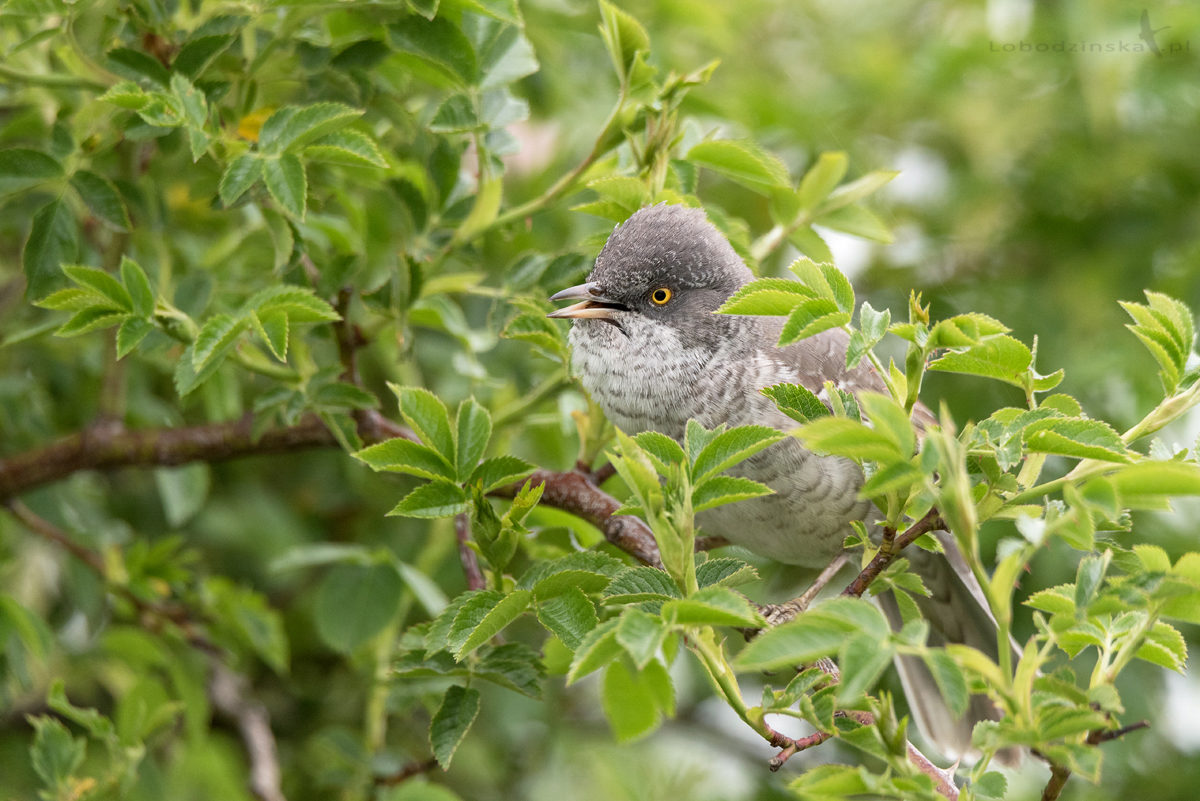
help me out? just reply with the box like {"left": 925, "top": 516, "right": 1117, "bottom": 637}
{"left": 842, "top": 508, "right": 944, "bottom": 598}
{"left": 454, "top": 512, "right": 486, "bottom": 590}
{"left": 760, "top": 551, "right": 850, "bottom": 626}
{"left": 5, "top": 499, "right": 105, "bottom": 573}
{"left": 374, "top": 757, "right": 439, "bottom": 786}
{"left": 210, "top": 663, "right": 289, "bottom": 801}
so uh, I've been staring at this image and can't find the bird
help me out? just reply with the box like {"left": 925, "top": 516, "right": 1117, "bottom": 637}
{"left": 548, "top": 203, "right": 1009, "bottom": 764}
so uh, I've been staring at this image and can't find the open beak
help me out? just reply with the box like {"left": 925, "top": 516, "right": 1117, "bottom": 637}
{"left": 546, "top": 281, "right": 626, "bottom": 320}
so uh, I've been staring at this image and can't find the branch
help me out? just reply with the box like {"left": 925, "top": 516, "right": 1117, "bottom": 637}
{"left": 455, "top": 512, "right": 487, "bottom": 590}
{"left": 1037, "top": 720, "right": 1150, "bottom": 801}
{"left": 495, "top": 468, "right": 662, "bottom": 568}
{"left": 210, "top": 663, "right": 289, "bottom": 801}
{"left": 374, "top": 758, "right": 439, "bottom": 786}
{"left": 842, "top": 508, "right": 944, "bottom": 598}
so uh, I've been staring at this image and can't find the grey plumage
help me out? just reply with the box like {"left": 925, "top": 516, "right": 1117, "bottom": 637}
{"left": 551, "top": 203, "right": 1010, "bottom": 763}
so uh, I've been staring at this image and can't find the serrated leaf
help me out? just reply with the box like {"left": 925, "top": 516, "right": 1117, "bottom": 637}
{"left": 537, "top": 587, "right": 597, "bottom": 650}
{"left": 455, "top": 398, "right": 492, "bottom": 480}
{"left": 1023, "top": 418, "right": 1129, "bottom": 463}
{"left": 601, "top": 658, "right": 664, "bottom": 742}
{"left": 1137, "top": 621, "right": 1187, "bottom": 672}
{"left": 598, "top": 0, "right": 650, "bottom": 79}
{"left": 250, "top": 308, "right": 289, "bottom": 361}
{"left": 796, "top": 416, "right": 903, "bottom": 463}
{"left": 603, "top": 566, "right": 682, "bottom": 603}
{"left": 691, "top": 474, "right": 773, "bottom": 512}
{"left": 55, "top": 307, "right": 128, "bottom": 337}
{"left": 816, "top": 203, "right": 893, "bottom": 243}
{"left": 30, "top": 716, "right": 85, "bottom": 787}
{"left": 615, "top": 608, "right": 667, "bottom": 669}
{"left": 173, "top": 33, "right": 235, "bottom": 79}
{"left": 393, "top": 385, "right": 455, "bottom": 459}
{"left": 691, "top": 424, "right": 784, "bottom": 481}
{"left": 779, "top": 304, "right": 850, "bottom": 345}
{"left": 928, "top": 313, "right": 1010, "bottom": 348}
{"left": 631, "top": 431, "right": 686, "bottom": 472}
{"left": 115, "top": 316, "right": 153, "bottom": 358}
{"left": 106, "top": 46, "right": 170, "bottom": 86}
{"left": 717, "top": 277, "right": 815, "bottom": 316}
{"left": 762, "top": 382, "right": 830, "bottom": 423}
{"left": 474, "top": 642, "right": 544, "bottom": 698}
{"left": 354, "top": 437, "right": 456, "bottom": 481}
{"left": 34, "top": 288, "right": 99, "bottom": 311}
{"left": 314, "top": 562, "right": 403, "bottom": 653}
{"left": 0, "top": 148, "right": 64, "bottom": 196}
{"left": 23, "top": 198, "right": 77, "bottom": 299}
{"left": 928, "top": 334, "right": 1032, "bottom": 388}
{"left": 837, "top": 632, "right": 893, "bottom": 704}
{"left": 687, "top": 139, "right": 790, "bottom": 192}
{"left": 68, "top": 169, "right": 129, "bottom": 231}
{"left": 192, "top": 313, "right": 247, "bottom": 371}
{"left": 304, "top": 129, "right": 388, "bottom": 168}
{"left": 454, "top": 590, "right": 531, "bottom": 659}
{"left": 388, "top": 480, "right": 467, "bottom": 518}
{"left": 246, "top": 285, "right": 339, "bottom": 322}
{"left": 796, "top": 151, "right": 848, "bottom": 210}
{"left": 260, "top": 102, "right": 362, "bottom": 154}
{"left": 1025, "top": 584, "right": 1076, "bottom": 616}
{"left": 262, "top": 153, "right": 307, "bottom": 219}
{"left": 847, "top": 301, "right": 890, "bottom": 368}
{"left": 921, "top": 650, "right": 968, "bottom": 718}
{"left": 430, "top": 685, "right": 480, "bottom": 769}
{"left": 695, "top": 558, "right": 759, "bottom": 588}
{"left": 219, "top": 153, "right": 262, "bottom": 206}
{"left": 120, "top": 256, "right": 154, "bottom": 318}
{"left": 789, "top": 258, "right": 855, "bottom": 313}
{"left": 567, "top": 617, "right": 623, "bottom": 683}
{"left": 735, "top": 597, "right": 888, "bottom": 671}
{"left": 858, "top": 392, "right": 916, "bottom": 458}
{"left": 389, "top": 15, "right": 478, "bottom": 85}
{"left": 470, "top": 455, "right": 535, "bottom": 492}
{"left": 62, "top": 264, "right": 131, "bottom": 311}
{"left": 661, "top": 586, "right": 764, "bottom": 628}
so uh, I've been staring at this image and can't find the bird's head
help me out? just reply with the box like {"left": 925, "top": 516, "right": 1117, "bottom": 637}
{"left": 547, "top": 204, "right": 753, "bottom": 347}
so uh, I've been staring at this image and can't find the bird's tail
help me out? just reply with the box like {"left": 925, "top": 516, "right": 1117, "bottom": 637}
{"left": 876, "top": 530, "right": 1023, "bottom": 767}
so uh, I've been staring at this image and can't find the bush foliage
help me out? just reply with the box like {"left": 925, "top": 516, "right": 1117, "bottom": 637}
{"left": 1, "top": 2, "right": 1197, "bottom": 801}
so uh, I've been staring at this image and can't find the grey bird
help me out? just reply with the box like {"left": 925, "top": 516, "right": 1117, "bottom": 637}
{"left": 548, "top": 203, "right": 1008, "bottom": 763}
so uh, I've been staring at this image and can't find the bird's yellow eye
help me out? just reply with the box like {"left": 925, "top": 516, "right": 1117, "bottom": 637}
{"left": 650, "top": 287, "right": 672, "bottom": 306}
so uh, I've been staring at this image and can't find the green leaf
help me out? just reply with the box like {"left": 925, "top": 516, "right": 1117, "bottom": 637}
{"left": 430, "top": 685, "right": 480, "bottom": 770}
{"left": 219, "top": 153, "right": 262, "bottom": 206}
{"left": 691, "top": 424, "right": 785, "bottom": 481}
{"left": 1023, "top": 418, "right": 1129, "bottom": 463}
{"left": 847, "top": 301, "right": 890, "bottom": 368}
{"left": 536, "top": 587, "right": 598, "bottom": 650}
{"left": 454, "top": 590, "right": 532, "bottom": 659}
{"left": 921, "top": 650, "right": 969, "bottom": 718}
{"left": 598, "top": 0, "right": 650, "bottom": 80}
{"left": 789, "top": 258, "right": 855, "bottom": 313}
{"left": 261, "top": 103, "right": 363, "bottom": 154}
{"left": 62, "top": 264, "right": 132, "bottom": 311}
{"left": 858, "top": 392, "right": 916, "bottom": 458}
{"left": 389, "top": 16, "right": 478, "bottom": 85}
{"left": 208, "top": 579, "right": 290, "bottom": 674}
{"left": 247, "top": 285, "right": 340, "bottom": 322}
{"left": 836, "top": 632, "right": 893, "bottom": 704}
{"left": 661, "top": 586, "right": 764, "bottom": 628}
{"left": 262, "top": 153, "right": 307, "bottom": 219}
{"left": 474, "top": 642, "right": 544, "bottom": 698}
{"left": 1137, "top": 621, "right": 1187, "bottom": 672}
{"left": 314, "top": 562, "right": 403, "bottom": 653}
{"left": 779, "top": 302, "right": 851, "bottom": 345}
{"left": 0, "top": 148, "right": 64, "bottom": 197}
{"left": 393, "top": 385, "right": 456, "bottom": 459}
{"left": 816, "top": 203, "right": 893, "bottom": 243}
{"left": 717, "top": 277, "right": 816, "bottom": 316}
{"left": 192, "top": 313, "right": 247, "bottom": 371}
{"left": 631, "top": 431, "right": 686, "bottom": 472}
{"left": 1106, "top": 461, "right": 1200, "bottom": 508}
{"left": 388, "top": 480, "right": 468, "bottom": 518}
{"left": 29, "top": 716, "right": 85, "bottom": 788}
{"left": 601, "top": 658, "right": 664, "bottom": 742}
{"left": 69, "top": 169, "right": 130, "bottom": 230}
{"left": 695, "top": 558, "right": 759, "bottom": 588}
{"left": 155, "top": 463, "right": 210, "bottom": 527}
{"left": 928, "top": 335, "right": 1032, "bottom": 388}
{"left": 250, "top": 308, "right": 289, "bottom": 361}
{"left": 735, "top": 598, "right": 888, "bottom": 671}
{"left": 455, "top": 398, "right": 492, "bottom": 480}
{"left": 519, "top": 551, "right": 625, "bottom": 594}
{"left": 106, "top": 46, "right": 170, "bottom": 86}
{"left": 762, "top": 382, "right": 830, "bottom": 423}
{"left": 115, "top": 317, "right": 152, "bottom": 358}
{"left": 614, "top": 608, "right": 667, "bottom": 669}
{"left": 687, "top": 139, "right": 790, "bottom": 192}
{"left": 55, "top": 307, "right": 128, "bottom": 337}
{"left": 691, "top": 474, "right": 773, "bottom": 512}
{"left": 23, "top": 198, "right": 77, "bottom": 299}
{"left": 567, "top": 617, "right": 623, "bottom": 683}
{"left": 823, "top": 169, "right": 900, "bottom": 211}
{"left": 470, "top": 455, "right": 535, "bottom": 492}
{"left": 796, "top": 151, "right": 848, "bottom": 210}
{"left": 796, "top": 416, "right": 903, "bottom": 463}
{"left": 120, "top": 256, "right": 155, "bottom": 318}
{"left": 354, "top": 437, "right": 457, "bottom": 481}
{"left": 304, "top": 129, "right": 389, "bottom": 168}
{"left": 974, "top": 772, "right": 1007, "bottom": 800}
{"left": 173, "top": 33, "right": 236, "bottom": 79}
{"left": 927, "top": 313, "right": 1010, "bottom": 348}
{"left": 603, "top": 566, "right": 682, "bottom": 603}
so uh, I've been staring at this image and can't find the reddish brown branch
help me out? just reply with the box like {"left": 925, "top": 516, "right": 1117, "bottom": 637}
{"left": 769, "top": 729, "right": 832, "bottom": 771}
{"left": 454, "top": 512, "right": 487, "bottom": 590}
{"left": 842, "top": 508, "right": 944, "bottom": 598}
{"left": 496, "top": 469, "right": 662, "bottom": 567}
{"left": 5, "top": 499, "right": 105, "bottom": 573}
{"left": 375, "top": 757, "right": 439, "bottom": 786}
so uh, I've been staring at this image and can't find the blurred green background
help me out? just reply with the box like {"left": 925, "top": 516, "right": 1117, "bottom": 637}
{"left": 2, "top": 0, "right": 1198, "bottom": 799}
